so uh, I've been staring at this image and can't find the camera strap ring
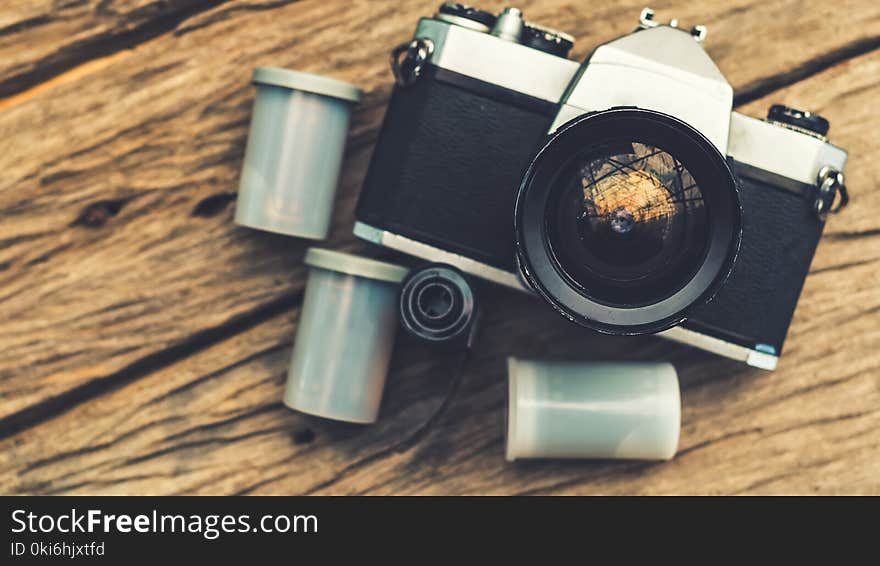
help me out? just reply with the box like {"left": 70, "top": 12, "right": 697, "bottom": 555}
{"left": 815, "top": 165, "right": 848, "bottom": 219}
{"left": 390, "top": 38, "right": 434, "bottom": 87}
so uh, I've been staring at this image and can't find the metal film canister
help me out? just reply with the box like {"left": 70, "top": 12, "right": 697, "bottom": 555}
{"left": 506, "top": 359, "right": 681, "bottom": 461}
{"left": 284, "top": 248, "right": 408, "bottom": 423}
{"left": 235, "top": 67, "right": 363, "bottom": 240}
{"left": 399, "top": 264, "right": 478, "bottom": 348}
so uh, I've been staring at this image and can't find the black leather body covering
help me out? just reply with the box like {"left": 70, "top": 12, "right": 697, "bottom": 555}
{"left": 356, "top": 65, "right": 556, "bottom": 270}
{"left": 683, "top": 166, "right": 826, "bottom": 354}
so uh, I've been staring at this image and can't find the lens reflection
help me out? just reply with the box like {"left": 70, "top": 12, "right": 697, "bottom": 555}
{"left": 547, "top": 142, "right": 709, "bottom": 307}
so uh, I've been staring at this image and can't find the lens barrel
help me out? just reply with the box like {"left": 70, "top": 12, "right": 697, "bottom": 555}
{"left": 515, "top": 108, "right": 742, "bottom": 334}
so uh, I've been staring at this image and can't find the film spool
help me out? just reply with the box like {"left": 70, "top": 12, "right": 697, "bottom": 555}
{"left": 399, "top": 264, "right": 478, "bottom": 348}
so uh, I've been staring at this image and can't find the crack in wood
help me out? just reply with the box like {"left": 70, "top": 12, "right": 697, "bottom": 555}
{"left": 730, "top": 444, "right": 872, "bottom": 494}
{"left": 764, "top": 408, "right": 879, "bottom": 440}
{"left": 810, "top": 257, "right": 880, "bottom": 275}
{"left": 824, "top": 227, "right": 880, "bottom": 241}
{"left": 354, "top": 434, "right": 505, "bottom": 495}
{"left": 138, "top": 345, "right": 288, "bottom": 410}
{"left": 675, "top": 427, "right": 765, "bottom": 458}
{"left": 191, "top": 192, "right": 237, "bottom": 217}
{"left": 114, "top": 424, "right": 290, "bottom": 469}
{"left": 0, "top": 14, "right": 53, "bottom": 37}
{"left": 734, "top": 35, "right": 880, "bottom": 107}
{"left": 512, "top": 461, "right": 656, "bottom": 496}
{"left": 728, "top": 364, "right": 878, "bottom": 420}
{"left": 39, "top": 472, "right": 179, "bottom": 495}
{"left": 174, "top": 0, "right": 302, "bottom": 37}
{"left": 0, "top": 290, "right": 303, "bottom": 441}
{"left": 228, "top": 443, "right": 326, "bottom": 495}
{"left": 19, "top": 415, "right": 185, "bottom": 474}
{"left": 162, "top": 402, "right": 283, "bottom": 444}
{"left": 232, "top": 470, "right": 293, "bottom": 496}
{"left": 71, "top": 197, "right": 132, "bottom": 228}
{"left": 292, "top": 427, "right": 315, "bottom": 445}
{"left": 0, "top": 0, "right": 232, "bottom": 100}
{"left": 300, "top": 442, "right": 418, "bottom": 495}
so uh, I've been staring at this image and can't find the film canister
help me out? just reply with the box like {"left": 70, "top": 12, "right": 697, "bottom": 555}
{"left": 284, "top": 248, "right": 408, "bottom": 423}
{"left": 506, "top": 358, "right": 681, "bottom": 461}
{"left": 235, "top": 67, "right": 363, "bottom": 240}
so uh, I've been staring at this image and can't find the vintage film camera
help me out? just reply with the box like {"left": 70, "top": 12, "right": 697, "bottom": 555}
{"left": 354, "top": 4, "right": 849, "bottom": 370}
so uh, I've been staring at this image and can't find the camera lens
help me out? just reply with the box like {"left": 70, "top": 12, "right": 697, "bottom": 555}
{"left": 515, "top": 108, "right": 741, "bottom": 334}
{"left": 546, "top": 141, "right": 710, "bottom": 307}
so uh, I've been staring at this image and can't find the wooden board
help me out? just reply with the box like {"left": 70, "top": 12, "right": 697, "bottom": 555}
{"left": 0, "top": 0, "right": 878, "bottom": 495}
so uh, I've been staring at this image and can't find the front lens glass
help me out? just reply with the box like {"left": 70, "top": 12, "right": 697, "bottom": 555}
{"left": 546, "top": 141, "right": 710, "bottom": 307}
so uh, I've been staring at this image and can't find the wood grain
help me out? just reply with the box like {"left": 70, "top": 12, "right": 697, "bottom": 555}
{"left": 0, "top": 0, "right": 877, "bottom": 494}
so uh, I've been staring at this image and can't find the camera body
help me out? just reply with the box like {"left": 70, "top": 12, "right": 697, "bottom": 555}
{"left": 354, "top": 5, "right": 849, "bottom": 370}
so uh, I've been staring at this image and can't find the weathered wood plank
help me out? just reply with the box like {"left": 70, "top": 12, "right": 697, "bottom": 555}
{"left": 2, "top": 53, "right": 879, "bottom": 494}
{"left": 0, "top": 252, "right": 875, "bottom": 494}
{"left": 0, "top": 0, "right": 878, "bottom": 494}
{"left": 1, "top": 0, "right": 878, "bottom": 429}
{"left": 4, "top": 0, "right": 879, "bottom": 103}
{"left": 0, "top": 0, "right": 236, "bottom": 99}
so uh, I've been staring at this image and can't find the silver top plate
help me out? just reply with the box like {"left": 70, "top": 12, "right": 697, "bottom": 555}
{"left": 728, "top": 112, "right": 847, "bottom": 185}
{"left": 415, "top": 17, "right": 579, "bottom": 103}
{"left": 553, "top": 25, "right": 733, "bottom": 151}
